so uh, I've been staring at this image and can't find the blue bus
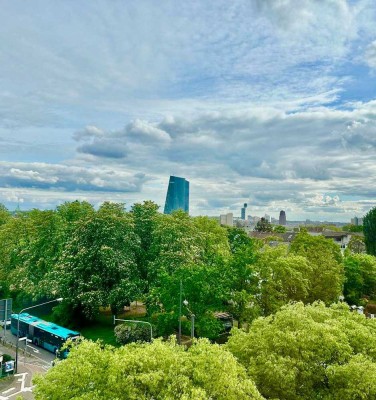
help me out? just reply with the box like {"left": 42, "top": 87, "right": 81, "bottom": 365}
{"left": 11, "top": 313, "right": 80, "bottom": 356}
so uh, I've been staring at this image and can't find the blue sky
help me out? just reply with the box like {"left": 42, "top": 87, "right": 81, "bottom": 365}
{"left": 1, "top": 0, "right": 376, "bottom": 221}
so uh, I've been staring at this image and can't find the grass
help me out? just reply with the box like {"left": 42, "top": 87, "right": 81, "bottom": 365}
{"left": 79, "top": 313, "right": 119, "bottom": 347}
{"left": 33, "top": 302, "right": 149, "bottom": 347}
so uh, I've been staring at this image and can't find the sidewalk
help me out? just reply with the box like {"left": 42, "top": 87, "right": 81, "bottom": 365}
{"left": 0, "top": 341, "right": 49, "bottom": 400}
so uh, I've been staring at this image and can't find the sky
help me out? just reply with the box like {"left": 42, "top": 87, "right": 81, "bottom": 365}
{"left": 1, "top": 0, "right": 376, "bottom": 221}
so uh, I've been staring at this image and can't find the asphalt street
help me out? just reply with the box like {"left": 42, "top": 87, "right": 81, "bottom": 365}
{"left": 0, "top": 331, "right": 55, "bottom": 400}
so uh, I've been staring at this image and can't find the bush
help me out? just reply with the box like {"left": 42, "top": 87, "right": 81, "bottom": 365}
{"left": 2, "top": 354, "right": 13, "bottom": 362}
{"left": 153, "top": 313, "right": 175, "bottom": 337}
{"left": 195, "top": 314, "right": 223, "bottom": 340}
{"left": 114, "top": 323, "right": 152, "bottom": 344}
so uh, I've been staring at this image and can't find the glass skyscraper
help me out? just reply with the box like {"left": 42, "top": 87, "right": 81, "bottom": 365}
{"left": 279, "top": 210, "right": 286, "bottom": 225}
{"left": 164, "top": 176, "right": 189, "bottom": 214}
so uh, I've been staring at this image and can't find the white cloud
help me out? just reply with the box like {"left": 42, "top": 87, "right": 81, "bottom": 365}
{"left": 126, "top": 119, "right": 171, "bottom": 144}
{"left": 73, "top": 125, "right": 105, "bottom": 141}
{"left": 364, "top": 40, "right": 376, "bottom": 68}
{"left": 0, "top": 162, "right": 147, "bottom": 193}
{"left": 0, "top": 1, "right": 376, "bottom": 220}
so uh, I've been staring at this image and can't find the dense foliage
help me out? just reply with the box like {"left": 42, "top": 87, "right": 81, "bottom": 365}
{"left": 0, "top": 201, "right": 374, "bottom": 340}
{"left": 114, "top": 323, "right": 152, "bottom": 344}
{"left": 1, "top": 201, "right": 376, "bottom": 399}
{"left": 343, "top": 254, "right": 376, "bottom": 305}
{"left": 363, "top": 207, "right": 376, "bottom": 255}
{"left": 34, "top": 338, "right": 263, "bottom": 400}
{"left": 227, "top": 302, "right": 376, "bottom": 400}
{"left": 289, "top": 231, "right": 344, "bottom": 303}
{"left": 254, "top": 217, "right": 273, "bottom": 232}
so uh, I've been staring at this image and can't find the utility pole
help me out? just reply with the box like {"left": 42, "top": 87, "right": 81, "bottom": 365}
{"left": 178, "top": 280, "right": 182, "bottom": 345}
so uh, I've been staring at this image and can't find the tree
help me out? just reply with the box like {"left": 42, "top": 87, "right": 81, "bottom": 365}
{"left": 345, "top": 235, "right": 366, "bottom": 254}
{"left": 363, "top": 207, "right": 376, "bottom": 255}
{"left": 289, "top": 231, "right": 344, "bottom": 303}
{"left": 114, "top": 323, "right": 151, "bottom": 344}
{"left": 149, "top": 210, "right": 202, "bottom": 277}
{"left": 342, "top": 224, "right": 363, "bottom": 233}
{"left": 227, "top": 302, "right": 376, "bottom": 400}
{"left": 34, "top": 338, "right": 263, "bottom": 400}
{"left": 0, "top": 204, "right": 11, "bottom": 226}
{"left": 327, "top": 354, "right": 376, "bottom": 399}
{"left": 52, "top": 205, "right": 141, "bottom": 321}
{"left": 12, "top": 209, "right": 64, "bottom": 299}
{"left": 226, "top": 226, "right": 254, "bottom": 253}
{"left": 131, "top": 201, "right": 160, "bottom": 289}
{"left": 192, "top": 216, "right": 230, "bottom": 265}
{"left": 148, "top": 263, "right": 229, "bottom": 338}
{"left": 273, "top": 225, "right": 286, "bottom": 233}
{"left": 225, "top": 232, "right": 261, "bottom": 327}
{"left": 252, "top": 246, "right": 312, "bottom": 315}
{"left": 254, "top": 218, "right": 272, "bottom": 233}
{"left": 56, "top": 200, "right": 95, "bottom": 225}
{"left": 0, "top": 211, "right": 53, "bottom": 306}
{"left": 343, "top": 254, "right": 376, "bottom": 305}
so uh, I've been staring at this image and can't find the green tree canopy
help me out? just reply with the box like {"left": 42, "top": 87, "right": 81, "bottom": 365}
{"left": 226, "top": 226, "right": 253, "bottom": 253}
{"left": 345, "top": 235, "right": 366, "bottom": 254}
{"left": 224, "top": 231, "right": 260, "bottom": 327}
{"left": 254, "top": 218, "right": 273, "bottom": 233}
{"left": 253, "top": 246, "right": 312, "bottom": 315}
{"left": 344, "top": 253, "right": 376, "bottom": 305}
{"left": 363, "top": 207, "right": 376, "bottom": 255}
{"left": 34, "top": 338, "right": 263, "bottom": 400}
{"left": 0, "top": 203, "right": 11, "bottom": 226}
{"left": 149, "top": 210, "right": 202, "bottom": 276}
{"left": 289, "top": 231, "right": 344, "bottom": 303}
{"left": 192, "top": 216, "right": 230, "bottom": 265}
{"left": 227, "top": 302, "right": 376, "bottom": 400}
{"left": 342, "top": 224, "right": 364, "bottom": 233}
{"left": 148, "top": 263, "right": 229, "bottom": 338}
{"left": 131, "top": 201, "right": 160, "bottom": 288}
{"left": 273, "top": 225, "right": 287, "bottom": 233}
{"left": 53, "top": 205, "right": 141, "bottom": 320}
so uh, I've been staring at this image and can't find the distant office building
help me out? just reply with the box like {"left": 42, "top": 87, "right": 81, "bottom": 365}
{"left": 241, "top": 203, "right": 248, "bottom": 220}
{"left": 220, "top": 213, "right": 233, "bottom": 227}
{"left": 264, "top": 214, "right": 271, "bottom": 223}
{"left": 351, "top": 217, "right": 363, "bottom": 226}
{"left": 250, "top": 216, "right": 261, "bottom": 224}
{"left": 164, "top": 176, "right": 189, "bottom": 214}
{"left": 279, "top": 210, "right": 286, "bottom": 225}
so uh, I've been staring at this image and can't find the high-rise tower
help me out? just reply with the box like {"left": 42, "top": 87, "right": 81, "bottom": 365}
{"left": 164, "top": 176, "right": 189, "bottom": 214}
{"left": 241, "top": 203, "right": 247, "bottom": 220}
{"left": 279, "top": 210, "right": 286, "bottom": 225}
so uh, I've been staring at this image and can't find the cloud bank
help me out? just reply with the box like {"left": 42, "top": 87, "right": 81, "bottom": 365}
{"left": 0, "top": 1, "right": 376, "bottom": 220}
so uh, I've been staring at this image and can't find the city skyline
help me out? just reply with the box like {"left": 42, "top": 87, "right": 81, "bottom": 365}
{"left": 1, "top": 1, "right": 376, "bottom": 221}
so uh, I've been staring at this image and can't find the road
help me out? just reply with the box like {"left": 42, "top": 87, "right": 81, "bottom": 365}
{"left": 0, "top": 331, "right": 55, "bottom": 400}
{"left": 1, "top": 330, "right": 55, "bottom": 366}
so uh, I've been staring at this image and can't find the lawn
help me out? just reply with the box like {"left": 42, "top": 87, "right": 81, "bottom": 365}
{"left": 79, "top": 313, "right": 118, "bottom": 347}
{"left": 36, "top": 302, "right": 149, "bottom": 346}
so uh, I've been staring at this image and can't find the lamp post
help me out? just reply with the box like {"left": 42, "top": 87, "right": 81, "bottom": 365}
{"left": 183, "top": 299, "right": 195, "bottom": 340}
{"left": 178, "top": 280, "right": 182, "bottom": 345}
{"left": 178, "top": 281, "right": 194, "bottom": 345}
{"left": 15, "top": 297, "right": 63, "bottom": 373}
{"left": 113, "top": 317, "right": 153, "bottom": 342}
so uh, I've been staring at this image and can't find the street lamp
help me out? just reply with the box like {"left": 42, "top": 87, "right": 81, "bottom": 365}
{"left": 178, "top": 281, "right": 194, "bottom": 345}
{"left": 15, "top": 297, "right": 63, "bottom": 373}
{"left": 178, "top": 280, "right": 182, "bottom": 345}
{"left": 183, "top": 299, "right": 195, "bottom": 340}
{"left": 113, "top": 317, "right": 153, "bottom": 342}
